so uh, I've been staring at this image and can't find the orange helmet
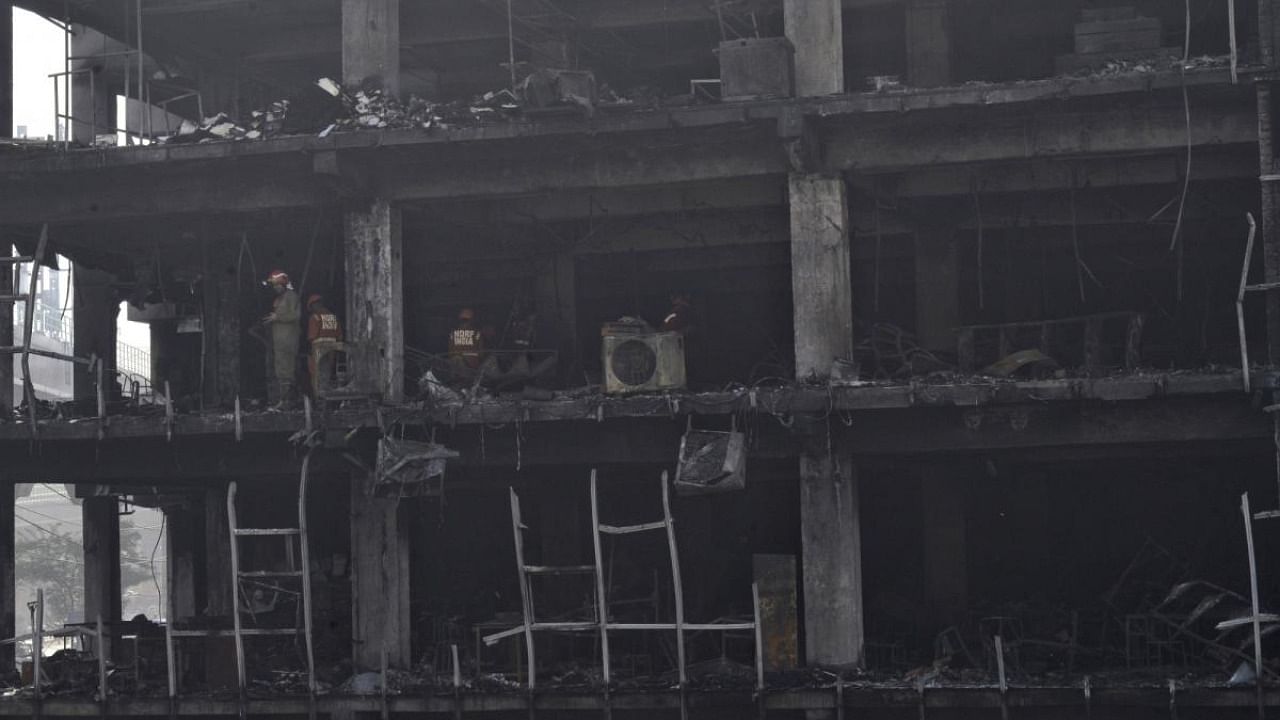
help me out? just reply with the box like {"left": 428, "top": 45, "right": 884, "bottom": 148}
{"left": 266, "top": 270, "right": 290, "bottom": 286}
{"left": 307, "top": 294, "right": 323, "bottom": 307}
{"left": 458, "top": 308, "right": 475, "bottom": 322}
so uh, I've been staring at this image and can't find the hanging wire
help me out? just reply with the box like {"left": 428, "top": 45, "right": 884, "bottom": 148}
{"left": 1166, "top": 0, "right": 1193, "bottom": 260}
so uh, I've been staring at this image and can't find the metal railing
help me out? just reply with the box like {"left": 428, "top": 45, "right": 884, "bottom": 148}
{"left": 13, "top": 301, "right": 151, "bottom": 382}
{"left": 117, "top": 342, "right": 150, "bottom": 380}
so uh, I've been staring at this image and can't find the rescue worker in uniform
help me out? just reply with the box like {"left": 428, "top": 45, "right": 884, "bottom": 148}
{"left": 503, "top": 296, "right": 537, "bottom": 378}
{"left": 306, "top": 294, "right": 343, "bottom": 398}
{"left": 661, "top": 293, "right": 694, "bottom": 335}
{"left": 262, "top": 270, "right": 301, "bottom": 408}
{"left": 448, "top": 307, "right": 485, "bottom": 384}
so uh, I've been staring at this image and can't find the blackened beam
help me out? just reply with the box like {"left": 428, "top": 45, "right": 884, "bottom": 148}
{"left": 0, "top": 387, "right": 1266, "bottom": 480}
{"left": 0, "top": 372, "right": 1255, "bottom": 442}
{"left": 0, "top": 685, "right": 1275, "bottom": 715}
{"left": 823, "top": 96, "right": 1257, "bottom": 172}
{"left": 425, "top": 146, "right": 1254, "bottom": 228}
{"left": 854, "top": 146, "right": 1258, "bottom": 199}
{"left": 6, "top": 69, "right": 1242, "bottom": 178}
{"left": 0, "top": 100, "right": 1255, "bottom": 226}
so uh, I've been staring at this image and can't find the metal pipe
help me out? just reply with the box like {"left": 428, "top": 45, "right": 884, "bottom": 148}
{"left": 1240, "top": 493, "right": 1265, "bottom": 720}
{"left": 1230, "top": 0, "right": 1239, "bottom": 84}
{"left": 1237, "top": 214, "right": 1258, "bottom": 392}
{"left": 589, "top": 471, "right": 612, "bottom": 686}
{"left": 298, "top": 450, "right": 318, "bottom": 709}
{"left": 62, "top": 0, "right": 69, "bottom": 149}
{"left": 33, "top": 589, "right": 43, "bottom": 701}
{"left": 96, "top": 615, "right": 107, "bottom": 707}
{"left": 661, "top": 471, "right": 687, "bottom": 688}
{"left": 136, "top": 0, "right": 143, "bottom": 135}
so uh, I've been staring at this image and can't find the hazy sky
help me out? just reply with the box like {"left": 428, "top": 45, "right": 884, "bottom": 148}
{"left": 12, "top": 8, "right": 64, "bottom": 139}
{"left": 11, "top": 8, "right": 149, "bottom": 348}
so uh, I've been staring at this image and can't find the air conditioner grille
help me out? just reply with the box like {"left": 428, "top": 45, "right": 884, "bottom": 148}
{"left": 611, "top": 339, "right": 658, "bottom": 386}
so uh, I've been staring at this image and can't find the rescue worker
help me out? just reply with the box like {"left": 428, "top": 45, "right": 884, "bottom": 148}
{"left": 503, "top": 296, "right": 537, "bottom": 377}
{"left": 306, "top": 294, "right": 343, "bottom": 397}
{"left": 661, "top": 293, "right": 694, "bottom": 335}
{"left": 262, "top": 270, "right": 301, "bottom": 408}
{"left": 448, "top": 307, "right": 485, "bottom": 384}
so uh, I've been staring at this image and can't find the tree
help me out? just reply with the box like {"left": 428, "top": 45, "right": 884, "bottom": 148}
{"left": 15, "top": 516, "right": 156, "bottom": 628}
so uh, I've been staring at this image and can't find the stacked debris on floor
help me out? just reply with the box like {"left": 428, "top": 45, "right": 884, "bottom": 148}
{"left": 885, "top": 540, "right": 1279, "bottom": 689}
{"left": 162, "top": 78, "right": 532, "bottom": 144}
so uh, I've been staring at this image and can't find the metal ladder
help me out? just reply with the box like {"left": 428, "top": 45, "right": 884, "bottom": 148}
{"left": 226, "top": 450, "right": 317, "bottom": 704}
{"left": 0, "top": 225, "right": 97, "bottom": 438}
{"left": 492, "top": 470, "right": 762, "bottom": 698}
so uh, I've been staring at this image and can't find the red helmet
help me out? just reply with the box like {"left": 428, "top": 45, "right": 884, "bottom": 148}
{"left": 307, "top": 294, "right": 323, "bottom": 307}
{"left": 266, "top": 270, "right": 290, "bottom": 285}
{"left": 458, "top": 307, "right": 475, "bottom": 322}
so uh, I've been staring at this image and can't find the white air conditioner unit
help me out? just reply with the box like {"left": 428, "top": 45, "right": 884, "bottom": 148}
{"left": 602, "top": 332, "right": 686, "bottom": 394}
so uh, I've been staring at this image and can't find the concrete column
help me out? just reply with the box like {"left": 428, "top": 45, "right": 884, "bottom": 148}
{"left": 784, "top": 0, "right": 843, "bottom": 97}
{"left": 535, "top": 252, "right": 579, "bottom": 385}
{"left": 72, "top": 264, "right": 118, "bottom": 402}
{"left": 203, "top": 485, "right": 233, "bottom": 617}
{"left": 920, "top": 465, "right": 967, "bottom": 629}
{"left": 0, "top": 2, "right": 11, "bottom": 138}
{"left": 165, "top": 505, "right": 198, "bottom": 621}
{"left": 906, "top": 0, "right": 951, "bottom": 88}
{"left": 350, "top": 474, "right": 411, "bottom": 669}
{"left": 201, "top": 240, "right": 240, "bottom": 408}
{"left": 82, "top": 496, "right": 121, "bottom": 660}
{"left": 342, "top": 0, "right": 400, "bottom": 95}
{"left": 799, "top": 443, "right": 863, "bottom": 668}
{"left": 1257, "top": 82, "right": 1280, "bottom": 363}
{"left": 790, "top": 174, "right": 853, "bottom": 380}
{"left": 0, "top": 481, "right": 14, "bottom": 672}
{"left": 914, "top": 226, "right": 960, "bottom": 353}
{"left": 791, "top": 172, "right": 863, "bottom": 668}
{"left": 70, "top": 26, "right": 117, "bottom": 146}
{"left": 344, "top": 199, "right": 404, "bottom": 402}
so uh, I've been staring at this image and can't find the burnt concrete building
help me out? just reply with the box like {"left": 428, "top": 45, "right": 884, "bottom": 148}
{"left": 0, "top": 0, "right": 1277, "bottom": 718}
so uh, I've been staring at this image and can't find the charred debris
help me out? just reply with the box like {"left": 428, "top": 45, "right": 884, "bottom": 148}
{"left": 0, "top": 0, "right": 1277, "bottom": 717}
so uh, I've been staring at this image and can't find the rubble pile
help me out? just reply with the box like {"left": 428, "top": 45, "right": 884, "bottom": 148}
{"left": 163, "top": 79, "right": 532, "bottom": 145}
{"left": 1091, "top": 53, "right": 1233, "bottom": 78}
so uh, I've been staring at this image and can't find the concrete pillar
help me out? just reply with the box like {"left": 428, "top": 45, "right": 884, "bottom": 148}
{"left": 203, "top": 485, "right": 233, "bottom": 617}
{"left": 165, "top": 505, "right": 198, "bottom": 621}
{"left": 784, "top": 0, "right": 843, "bottom": 97}
{"left": 790, "top": 174, "right": 853, "bottom": 380}
{"left": 82, "top": 496, "right": 121, "bottom": 660}
{"left": 790, "top": 172, "right": 863, "bottom": 668}
{"left": 0, "top": 481, "right": 14, "bottom": 672}
{"left": 1258, "top": 82, "right": 1280, "bottom": 363}
{"left": 70, "top": 26, "right": 117, "bottom": 146}
{"left": 0, "top": 2, "right": 11, "bottom": 138}
{"left": 753, "top": 554, "right": 799, "bottom": 671}
{"left": 72, "top": 264, "right": 118, "bottom": 402}
{"left": 201, "top": 240, "right": 240, "bottom": 408}
{"left": 914, "top": 226, "right": 960, "bottom": 353}
{"left": 920, "top": 465, "right": 967, "bottom": 629}
{"left": 799, "top": 443, "right": 863, "bottom": 668}
{"left": 344, "top": 199, "right": 404, "bottom": 402}
{"left": 350, "top": 474, "right": 411, "bottom": 670}
{"left": 906, "top": 0, "right": 951, "bottom": 88}
{"left": 535, "top": 252, "right": 579, "bottom": 385}
{"left": 342, "top": 0, "right": 400, "bottom": 95}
